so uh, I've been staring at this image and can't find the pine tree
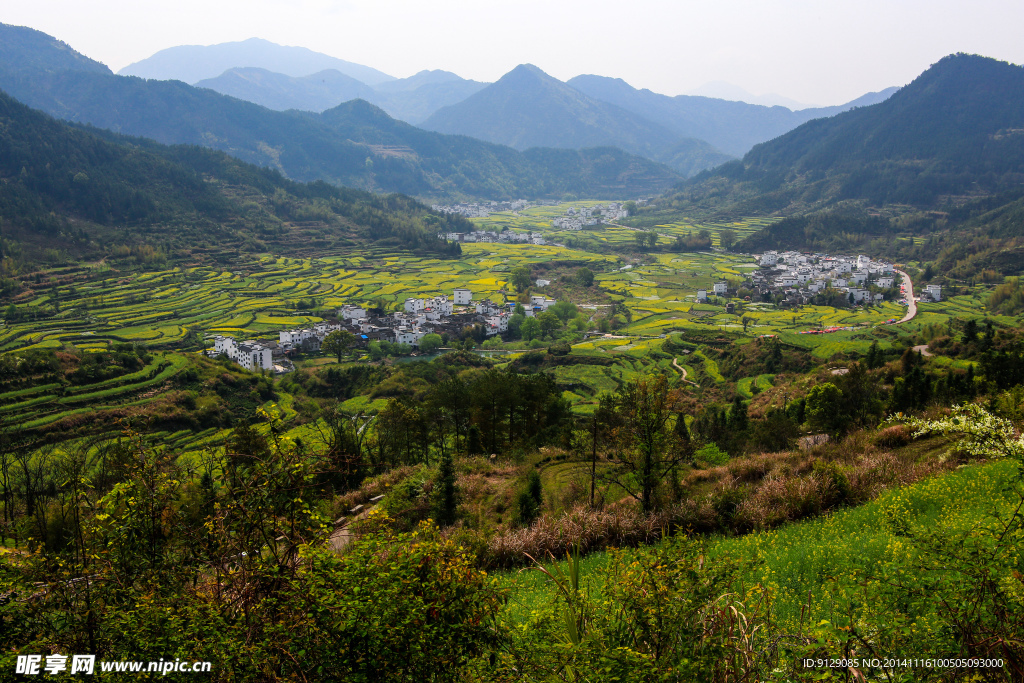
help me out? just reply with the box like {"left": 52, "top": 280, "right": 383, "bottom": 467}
{"left": 431, "top": 451, "right": 459, "bottom": 527}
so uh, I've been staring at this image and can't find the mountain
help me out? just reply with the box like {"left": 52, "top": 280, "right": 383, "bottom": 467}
{"left": 0, "top": 23, "right": 111, "bottom": 75}
{"left": 420, "top": 64, "right": 733, "bottom": 177}
{"left": 195, "top": 66, "right": 487, "bottom": 123}
{"left": 314, "top": 99, "right": 682, "bottom": 198}
{"left": 688, "top": 53, "right": 1024, "bottom": 215}
{"left": 568, "top": 74, "right": 898, "bottom": 157}
{"left": 118, "top": 37, "right": 395, "bottom": 86}
{"left": 686, "top": 81, "right": 816, "bottom": 109}
{"left": 0, "top": 89, "right": 470, "bottom": 266}
{"left": 372, "top": 70, "right": 470, "bottom": 93}
{"left": 195, "top": 67, "right": 377, "bottom": 112}
{"left": 650, "top": 54, "right": 1024, "bottom": 272}
{"left": 366, "top": 73, "right": 488, "bottom": 124}
{"left": 0, "top": 24, "right": 680, "bottom": 200}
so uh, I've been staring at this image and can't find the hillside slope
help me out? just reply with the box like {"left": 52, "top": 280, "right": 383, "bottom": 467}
{"left": 669, "top": 54, "right": 1024, "bottom": 217}
{"left": 0, "top": 89, "right": 469, "bottom": 266}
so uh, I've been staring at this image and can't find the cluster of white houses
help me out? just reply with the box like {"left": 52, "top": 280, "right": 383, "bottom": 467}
{"left": 438, "top": 230, "right": 548, "bottom": 245}
{"left": 749, "top": 251, "right": 940, "bottom": 305}
{"left": 430, "top": 200, "right": 531, "bottom": 218}
{"left": 552, "top": 203, "right": 630, "bottom": 230}
{"left": 209, "top": 288, "right": 560, "bottom": 372}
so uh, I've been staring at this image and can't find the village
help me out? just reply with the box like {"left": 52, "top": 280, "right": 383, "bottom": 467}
{"left": 429, "top": 199, "right": 534, "bottom": 218}
{"left": 208, "top": 249, "right": 940, "bottom": 374}
{"left": 208, "top": 287, "right": 559, "bottom": 372}
{"left": 551, "top": 202, "right": 631, "bottom": 230}
{"left": 745, "top": 250, "right": 940, "bottom": 306}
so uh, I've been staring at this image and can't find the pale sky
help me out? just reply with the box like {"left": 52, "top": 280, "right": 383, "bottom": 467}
{"left": 4, "top": 0, "right": 1023, "bottom": 105}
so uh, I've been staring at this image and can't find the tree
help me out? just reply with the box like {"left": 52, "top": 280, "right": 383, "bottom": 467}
{"left": 963, "top": 319, "right": 978, "bottom": 344}
{"left": 514, "top": 471, "right": 543, "bottom": 526}
{"left": 805, "top": 382, "right": 847, "bottom": 435}
{"left": 623, "top": 200, "right": 638, "bottom": 216}
{"left": 601, "top": 375, "right": 681, "bottom": 513}
{"left": 537, "top": 311, "right": 561, "bottom": 338}
{"left": 576, "top": 267, "right": 595, "bottom": 287}
{"left": 511, "top": 266, "right": 532, "bottom": 292}
{"left": 322, "top": 330, "right": 355, "bottom": 362}
{"left": 418, "top": 333, "right": 442, "bottom": 354}
{"left": 520, "top": 317, "right": 541, "bottom": 341}
{"left": 718, "top": 229, "right": 736, "bottom": 250}
{"left": 431, "top": 450, "right": 459, "bottom": 527}
{"left": 865, "top": 340, "right": 882, "bottom": 369}
{"left": 549, "top": 300, "right": 578, "bottom": 323}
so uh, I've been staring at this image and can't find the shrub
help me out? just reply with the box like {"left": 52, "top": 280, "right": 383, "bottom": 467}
{"left": 695, "top": 443, "right": 729, "bottom": 466}
{"left": 875, "top": 424, "right": 912, "bottom": 448}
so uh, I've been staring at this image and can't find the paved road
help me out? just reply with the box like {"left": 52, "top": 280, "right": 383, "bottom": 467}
{"left": 896, "top": 270, "right": 918, "bottom": 324}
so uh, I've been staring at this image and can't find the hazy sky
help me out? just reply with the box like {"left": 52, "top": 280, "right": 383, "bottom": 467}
{"left": 5, "top": 0, "right": 1023, "bottom": 105}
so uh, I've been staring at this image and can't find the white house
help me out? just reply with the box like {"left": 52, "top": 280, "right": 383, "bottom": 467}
{"left": 696, "top": 289, "right": 709, "bottom": 303}
{"left": 925, "top": 284, "right": 942, "bottom": 301}
{"left": 339, "top": 305, "right": 366, "bottom": 321}
{"left": 760, "top": 252, "right": 779, "bottom": 266}
{"left": 404, "top": 298, "right": 425, "bottom": 313}
{"left": 713, "top": 281, "right": 728, "bottom": 296}
{"left": 236, "top": 342, "right": 273, "bottom": 372}
{"left": 453, "top": 288, "right": 472, "bottom": 306}
{"left": 847, "top": 288, "right": 869, "bottom": 303}
{"left": 211, "top": 336, "right": 272, "bottom": 372}
{"left": 876, "top": 277, "right": 895, "bottom": 289}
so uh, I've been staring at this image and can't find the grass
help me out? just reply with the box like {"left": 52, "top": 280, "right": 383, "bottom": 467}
{"left": 497, "top": 457, "right": 1020, "bottom": 629}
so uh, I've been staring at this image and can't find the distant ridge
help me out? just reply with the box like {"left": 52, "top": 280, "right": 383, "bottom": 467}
{"left": 118, "top": 37, "right": 395, "bottom": 85}
{"left": 421, "top": 64, "right": 733, "bottom": 177}
{"left": 567, "top": 74, "right": 898, "bottom": 157}
{"left": 0, "top": 24, "right": 681, "bottom": 201}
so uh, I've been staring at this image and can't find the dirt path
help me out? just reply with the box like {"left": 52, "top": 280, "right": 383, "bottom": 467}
{"left": 896, "top": 270, "right": 918, "bottom": 324}
{"left": 673, "top": 357, "right": 698, "bottom": 385}
{"left": 912, "top": 344, "right": 934, "bottom": 357}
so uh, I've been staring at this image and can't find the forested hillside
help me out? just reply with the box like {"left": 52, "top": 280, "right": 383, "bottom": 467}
{"left": 634, "top": 54, "right": 1024, "bottom": 276}
{"left": 0, "top": 90, "right": 467, "bottom": 267}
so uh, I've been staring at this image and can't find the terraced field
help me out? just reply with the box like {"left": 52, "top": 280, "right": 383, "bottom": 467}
{"left": 0, "top": 352, "right": 190, "bottom": 435}
{"left": 1, "top": 245, "right": 615, "bottom": 353}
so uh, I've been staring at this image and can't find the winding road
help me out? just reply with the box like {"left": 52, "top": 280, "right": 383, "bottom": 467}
{"left": 673, "top": 357, "right": 698, "bottom": 385}
{"left": 896, "top": 269, "right": 918, "bottom": 324}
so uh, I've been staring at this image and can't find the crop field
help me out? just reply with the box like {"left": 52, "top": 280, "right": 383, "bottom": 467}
{"left": 0, "top": 245, "right": 616, "bottom": 353}
{"left": 0, "top": 352, "right": 190, "bottom": 434}
{"left": 472, "top": 201, "right": 774, "bottom": 250}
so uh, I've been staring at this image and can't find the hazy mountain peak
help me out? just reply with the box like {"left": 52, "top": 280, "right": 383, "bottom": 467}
{"left": 118, "top": 38, "right": 395, "bottom": 86}
{"left": 686, "top": 80, "right": 818, "bottom": 109}
{"left": 0, "top": 23, "right": 111, "bottom": 75}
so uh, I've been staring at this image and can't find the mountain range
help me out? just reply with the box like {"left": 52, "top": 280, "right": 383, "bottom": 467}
{"left": 118, "top": 37, "right": 396, "bottom": 85}
{"left": 194, "top": 67, "right": 487, "bottom": 124}
{"left": 419, "top": 64, "right": 734, "bottom": 177}
{"left": 109, "top": 34, "right": 898, "bottom": 163}
{"left": 0, "top": 23, "right": 681, "bottom": 201}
